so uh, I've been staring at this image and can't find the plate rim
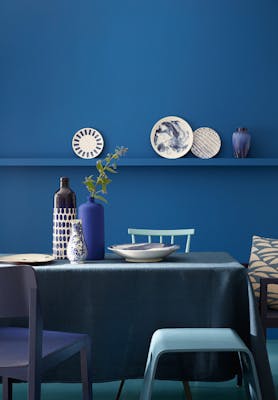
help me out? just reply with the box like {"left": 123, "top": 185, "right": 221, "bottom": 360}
{"left": 0, "top": 253, "right": 55, "bottom": 265}
{"left": 108, "top": 244, "right": 180, "bottom": 252}
{"left": 150, "top": 115, "right": 193, "bottom": 159}
{"left": 108, "top": 244, "right": 180, "bottom": 261}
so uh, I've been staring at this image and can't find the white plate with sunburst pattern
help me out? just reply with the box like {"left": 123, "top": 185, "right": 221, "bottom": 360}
{"left": 72, "top": 127, "right": 104, "bottom": 159}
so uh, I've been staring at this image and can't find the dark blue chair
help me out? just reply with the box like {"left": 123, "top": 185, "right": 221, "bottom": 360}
{"left": 0, "top": 265, "right": 92, "bottom": 400}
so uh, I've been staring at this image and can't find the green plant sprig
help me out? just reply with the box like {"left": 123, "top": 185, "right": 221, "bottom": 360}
{"left": 83, "top": 146, "right": 128, "bottom": 203}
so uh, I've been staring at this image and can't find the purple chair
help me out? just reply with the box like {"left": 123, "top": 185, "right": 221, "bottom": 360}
{"left": 0, "top": 265, "right": 92, "bottom": 400}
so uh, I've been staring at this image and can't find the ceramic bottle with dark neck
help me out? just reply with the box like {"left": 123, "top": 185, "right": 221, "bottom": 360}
{"left": 52, "top": 177, "right": 76, "bottom": 260}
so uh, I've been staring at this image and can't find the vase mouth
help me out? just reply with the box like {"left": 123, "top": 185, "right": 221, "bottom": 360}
{"left": 71, "top": 219, "right": 82, "bottom": 224}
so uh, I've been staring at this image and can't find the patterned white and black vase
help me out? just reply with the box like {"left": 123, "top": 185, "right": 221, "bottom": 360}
{"left": 232, "top": 127, "right": 251, "bottom": 158}
{"left": 67, "top": 219, "right": 88, "bottom": 264}
{"left": 52, "top": 177, "right": 76, "bottom": 260}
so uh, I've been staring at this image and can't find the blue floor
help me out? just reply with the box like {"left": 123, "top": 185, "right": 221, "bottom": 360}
{"left": 3, "top": 340, "right": 278, "bottom": 399}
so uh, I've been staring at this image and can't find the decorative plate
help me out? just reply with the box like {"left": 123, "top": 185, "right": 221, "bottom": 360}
{"left": 150, "top": 116, "right": 193, "bottom": 159}
{"left": 72, "top": 127, "right": 104, "bottom": 159}
{"left": 191, "top": 127, "right": 221, "bottom": 159}
{"left": 0, "top": 254, "right": 55, "bottom": 265}
{"left": 108, "top": 243, "right": 179, "bottom": 262}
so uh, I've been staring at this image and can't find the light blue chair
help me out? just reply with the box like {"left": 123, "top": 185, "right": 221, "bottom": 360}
{"left": 128, "top": 228, "right": 195, "bottom": 253}
{"left": 114, "top": 228, "right": 195, "bottom": 400}
{"left": 140, "top": 328, "right": 262, "bottom": 400}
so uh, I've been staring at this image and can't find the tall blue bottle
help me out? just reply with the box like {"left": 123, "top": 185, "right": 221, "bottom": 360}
{"left": 78, "top": 197, "right": 104, "bottom": 260}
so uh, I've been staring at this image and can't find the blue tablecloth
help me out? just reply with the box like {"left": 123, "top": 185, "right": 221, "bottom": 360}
{"left": 23, "top": 251, "right": 274, "bottom": 398}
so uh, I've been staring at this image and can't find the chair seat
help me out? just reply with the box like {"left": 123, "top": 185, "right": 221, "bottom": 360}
{"left": 150, "top": 328, "right": 248, "bottom": 354}
{"left": 0, "top": 327, "right": 87, "bottom": 369}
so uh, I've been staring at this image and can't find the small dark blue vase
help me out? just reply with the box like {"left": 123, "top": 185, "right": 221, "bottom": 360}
{"left": 232, "top": 127, "right": 251, "bottom": 158}
{"left": 78, "top": 197, "right": 104, "bottom": 260}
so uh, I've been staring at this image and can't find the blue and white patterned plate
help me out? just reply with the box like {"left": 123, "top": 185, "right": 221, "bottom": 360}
{"left": 150, "top": 116, "right": 193, "bottom": 159}
{"left": 108, "top": 243, "right": 180, "bottom": 262}
{"left": 72, "top": 127, "right": 104, "bottom": 159}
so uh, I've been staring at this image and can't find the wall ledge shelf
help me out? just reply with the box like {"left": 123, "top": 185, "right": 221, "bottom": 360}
{"left": 0, "top": 158, "right": 278, "bottom": 167}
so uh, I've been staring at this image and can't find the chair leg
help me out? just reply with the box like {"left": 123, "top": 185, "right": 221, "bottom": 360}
{"left": 140, "top": 353, "right": 160, "bottom": 400}
{"left": 262, "top": 325, "right": 267, "bottom": 342}
{"left": 239, "top": 351, "right": 262, "bottom": 400}
{"left": 28, "top": 378, "right": 41, "bottom": 400}
{"left": 182, "top": 381, "right": 192, "bottom": 400}
{"left": 2, "top": 377, "right": 12, "bottom": 400}
{"left": 115, "top": 380, "right": 125, "bottom": 400}
{"left": 80, "top": 340, "right": 93, "bottom": 400}
{"left": 236, "top": 371, "right": 243, "bottom": 387}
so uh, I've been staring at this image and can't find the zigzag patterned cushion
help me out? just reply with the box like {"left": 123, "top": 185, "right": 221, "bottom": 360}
{"left": 248, "top": 235, "right": 278, "bottom": 310}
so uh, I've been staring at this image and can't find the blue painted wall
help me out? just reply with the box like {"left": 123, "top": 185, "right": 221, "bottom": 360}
{"left": 1, "top": 1, "right": 278, "bottom": 333}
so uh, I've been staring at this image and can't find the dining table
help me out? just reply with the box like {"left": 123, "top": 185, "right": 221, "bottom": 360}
{"left": 0, "top": 251, "right": 276, "bottom": 399}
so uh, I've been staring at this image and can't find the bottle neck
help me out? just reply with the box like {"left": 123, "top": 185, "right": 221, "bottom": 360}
{"left": 236, "top": 127, "right": 248, "bottom": 133}
{"left": 54, "top": 177, "right": 76, "bottom": 209}
{"left": 60, "top": 177, "right": 69, "bottom": 189}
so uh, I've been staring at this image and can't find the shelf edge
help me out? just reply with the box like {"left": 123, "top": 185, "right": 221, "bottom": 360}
{"left": 0, "top": 158, "right": 278, "bottom": 167}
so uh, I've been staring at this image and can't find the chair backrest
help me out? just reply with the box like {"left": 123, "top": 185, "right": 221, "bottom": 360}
{"left": 0, "top": 265, "right": 38, "bottom": 318}
{"left": 128, "top": 228, "right": 195, "bottom": 253}
{"left": 0, "top": 265, "right": 43, "bottom": 367}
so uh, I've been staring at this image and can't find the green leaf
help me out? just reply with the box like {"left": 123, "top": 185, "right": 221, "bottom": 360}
{"left": 87, "top": 184, "right": 95, "bottom": 192}
{"left": 103, "top": 177, "right": 112, "bottom": 184}
{"left": 94, "top": 194, "right": 108, "bottom": 203}
{"left": 96, "top": 160, "right": 104, "bottom": 173}
{"left": 101, "top": 183, "right": 107, "bottom": 193}
{"left": 106, "top": 166, "right": 117, "bottom": 174}
{"left": 83, "top": 175, "right": 96, "bottom": 195}
{"left": 84, "top": 175, "right": 95, "bottom": 184}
